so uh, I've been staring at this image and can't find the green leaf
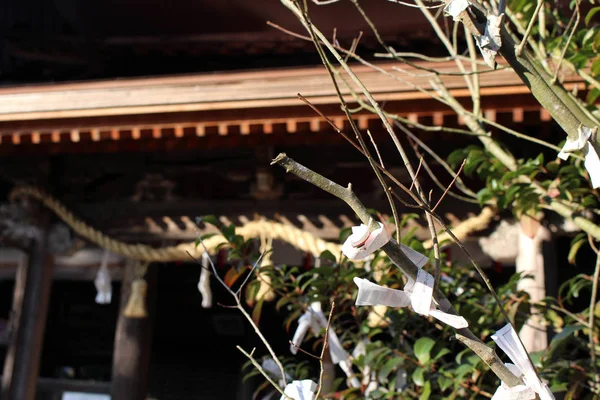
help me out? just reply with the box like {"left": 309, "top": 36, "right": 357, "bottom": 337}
{"left": 414, "top": 337, "right": 436, "bottom": 365}
{"left": 412, "top": 367, "right": 426, "bottom": 386}
{"left": 419, "top": 380, "right": 431, "bottom": 400}
{"left": 198, "top": 215, "right": 220, "bottom": 228}
{"left": 433, "top": 348, "right": 451, "bottom": 361}
{"left": 568, "top": 233, "right": 587, "bottom": 264}
{"left": 319, "top": 250, "right": 337, "bottom": 263}
{"left": 550, "top": 324, "right": 584, "bottom": 348}
{"left": 252, "top": 298, "right": 264, "bottom": 325}
{"left": 586, "top": 7, "right": 600, "bottom": 26}
{"left": 592, "top": 55, "right": 600, "bottom": 76}
{"left": 378, "top": 357, "right": 404, "bottom": 383}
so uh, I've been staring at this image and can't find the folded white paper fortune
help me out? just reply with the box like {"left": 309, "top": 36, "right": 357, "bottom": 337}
{"left": 353, "top": 270, "right": 469, "bottom": 329}
{"left": 341, "top": 220, "right": 428, "bottom": 268}
{"left": 558, "top": 125, "right": 600, "bottom": 189}
{"left": 281, "top": 379, "right": 317, "bottom": 400}
{"left": 290, "top": 302, "right": 361, "bottom": 388}
{"left": 491, "top": 324, "right": 555, "bottom": 400}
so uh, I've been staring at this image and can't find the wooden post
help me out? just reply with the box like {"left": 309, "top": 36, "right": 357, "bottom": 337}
{"left": 110, "top": 263, "right": 157, "bottom": 400}
{"left": 1, "top": 230, "right": 54, "bottom": 400}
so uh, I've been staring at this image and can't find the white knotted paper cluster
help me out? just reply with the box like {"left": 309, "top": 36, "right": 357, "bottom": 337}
{"left": 94, "top": 249, "right": 112, "bottom": 304}
{"left": 281, "top": 379, "right": 317, "bottom": 400}
{"left": 491, "top": 324, "right": 555, "bottom": 400}
{"left": 341, "top": 220, "right": 390, "bottom": 260}
{"left": 353, "top": 269, "right": 468, "bottom": 329}
{"left": 290, "top": 302, "right": 360, "bottom": 388}
{"left": 444, "top": 0, "right": 470, "bottom": 20}
{"left": 558, "top": 125, "right": 600, "bottom": 188}
{"left": 475, "top": 14, "right": 503, "bottom": 68}
{"left": 198, "top": 252, "right": 212, "bottom": 308}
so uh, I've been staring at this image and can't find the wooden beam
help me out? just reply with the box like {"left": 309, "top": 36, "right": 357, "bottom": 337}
{"left": 110, "top": 263, "right": 157, "bottom": 400}
{"left": 1, "top": 229, "right": 54, "bottom": 400}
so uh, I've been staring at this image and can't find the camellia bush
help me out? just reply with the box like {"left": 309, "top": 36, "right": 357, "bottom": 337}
{"left": 192, "top": 0, "right": 600, "bottom": 399}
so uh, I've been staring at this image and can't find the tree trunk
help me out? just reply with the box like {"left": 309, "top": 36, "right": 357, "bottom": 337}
{"left": 516, "top": 216, "right": 550, "bottom": 353}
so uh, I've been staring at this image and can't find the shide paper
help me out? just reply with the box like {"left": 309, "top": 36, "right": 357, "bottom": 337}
{"left": 491, "top": 324, "right": 555, "bottom": 400}
{"left": 353, "top": 270, "right": 468, "bottom": 329}
{"left": 558, "top": 125, "right": 600, "bottom": 189}
{"left": 290, "top": 302, "right": 360, "bottom": 388}
{"left": 198, "top": 252, "right": 212, "bottom": 308}
{"left": 94, "top": 249, "right": 112, "bottom": 304}
{"left": 281, "top": 379, "right": 317, "bottom": 400}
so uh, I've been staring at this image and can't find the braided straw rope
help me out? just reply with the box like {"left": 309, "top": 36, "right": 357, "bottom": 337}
{"left": 9, "top": 186, "right": 343, "bottom": 262}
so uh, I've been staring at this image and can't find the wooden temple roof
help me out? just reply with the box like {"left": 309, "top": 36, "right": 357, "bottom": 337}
{"left": 0, "top": 61, "right": 583, "bottom": 154}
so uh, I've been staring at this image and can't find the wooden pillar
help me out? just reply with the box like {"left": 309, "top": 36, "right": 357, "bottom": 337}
{"left": 110, "top": 263, "right": 157, "bottom": 400}
{"left": 1, "top": 230, "right": 54, "bottom": 400}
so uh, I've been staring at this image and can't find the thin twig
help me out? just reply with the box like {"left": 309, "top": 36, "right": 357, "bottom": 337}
{"left": 367, "top": 129, "right": 385, "bottom": 169}
{"left": 432, "top": 159, "right": 466, "bottom": 212}
{"left": 237, "top": 346, "right": 291, "bottom": 399}
{"left": 409, "top": 157, "right": 424, "bottom": 191}
{"left": 588, "top": 236, "right": 600, "bottom": 392}
{"left": 195, "top": 238, "right": 288, "bottom": 386}
{"left": 515, "top": 0, "right": 545, "bottom": 57}
{"left": 551, "top": 1, "right": 579, "bottom": 85}
{"left": 315, "top": 301, "right": 335, "bottom": 399}
{"left": 289, "top": 340, "right": 322, "bottom": 360}
{"left": 271, "top": 152, "right": 522, "bottom": 387}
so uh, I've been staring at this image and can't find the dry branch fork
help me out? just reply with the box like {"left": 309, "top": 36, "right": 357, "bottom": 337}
{"left": 271, "top": 152, "right": 523, "bottom": 388}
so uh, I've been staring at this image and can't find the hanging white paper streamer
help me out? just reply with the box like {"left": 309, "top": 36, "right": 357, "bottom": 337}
{"left": 94, "top": 249, "right": 112, "bottom": 304}
{"left": 558, "top": 126, "right": 600, "bottom": 188}
{"left": 491, "top": 324, "right": 555, "bottom": 400}
{"left": 198, "top": 252, "right": 212, "bottom": 308}
{"left": 352, "top": 340, "right": 379, "bottom": 396}
{"left": 353, "top": 270, "right": 468, "bottom": 329}
{"left": 290, "top": 302, "right": 360, "bottom": 388}
{"left": 281, "top": 379, "right": 317, "bottom": 400}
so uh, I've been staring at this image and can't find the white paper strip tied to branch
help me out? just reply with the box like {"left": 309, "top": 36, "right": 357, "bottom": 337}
{"left": 491, "top": 324, "right": 555, "bottom": 400}
{"left": 94, "top": 249, "right": 112, "bottom": 304}
{"left": 198, "top": 252, "right": 212, "bottom": 308}
{"left": 444, "top": 0, "right": 470, "bottom": 21}
{"left": 341, "top": 220, "right": 428, "bottom": 269}
{"left": 290, "top": 302, "right": 361, "bottom": 388}
{"left": 475, "top": 14, "right": 504, "bottom": 68}
{"left": 352, "top": 340, "right": 379, "bottom": 396}
{"left": 558, "top": 125, "right": 600, "bottom": 188}
{"left": 281, "top": 379, "right": 317, "bottom": 400}
{"left": 353, "top": 269, "right": 468, "bottom": 329}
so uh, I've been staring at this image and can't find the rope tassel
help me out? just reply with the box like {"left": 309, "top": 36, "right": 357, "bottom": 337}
{"left": 123, "top": 261, "right": 149, "bottom": 318}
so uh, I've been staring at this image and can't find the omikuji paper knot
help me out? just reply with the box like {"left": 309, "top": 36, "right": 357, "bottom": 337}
{"left": 353, "top": 269, "right": 468, "bottom": 329}
{"left": 491, "top": 324, "right": 555, "bottom": 400}
{"left": 444, "top": 0, "right": 470, "bottom": 20}
{"left": 475, "top": 14, "right": 503, "bottom": 68}
{"left": 198, "top": 252, "right": 212, "bottom": 308}
{"left": 341, "top": 220, "right": 390, "bottom": 260}
{"left": 281, "top": 379, "right": 317, "bottom": 400}
{"left": 558, "top": 125, "right": 600, "bottom": 189}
